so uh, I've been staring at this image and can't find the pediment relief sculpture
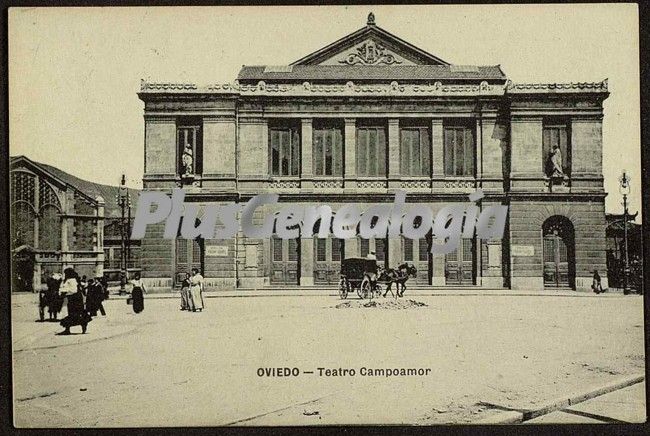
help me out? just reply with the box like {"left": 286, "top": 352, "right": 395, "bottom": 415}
{"left": 338, "top": 40, "right": 403, "bottom": 66}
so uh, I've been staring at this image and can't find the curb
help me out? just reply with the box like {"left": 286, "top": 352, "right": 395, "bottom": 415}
{"left": 475, "top": 373, "right": 645, "bottom": 424}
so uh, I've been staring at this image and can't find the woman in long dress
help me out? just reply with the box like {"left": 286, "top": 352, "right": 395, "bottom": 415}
{"left": 189, "top": 268, "right": 204, "bottom": 312}
{"left": 130, "top": 273, "right": 146, "bottom": 314}
{"left": 180, "top": 272, "right": 191, "bottom": 311}
{"left": 58, "top": 268, "right": 92, "bottom": 334}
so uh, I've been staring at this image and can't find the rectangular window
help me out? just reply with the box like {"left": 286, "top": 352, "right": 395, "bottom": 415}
{"left": 419, "top": 239, "right": 429, "bottom": 262}
{"left": 403, "top": 238, "right": 414, "bottom": 262}
{"left": 270, "top": 123, "right": 300, "bottom": 176}
{"left": 543, "top": 122, "right": 570, "bottom": 175}
{"left": 444, "top": 123, "right": 474, "bottom": 176}
{"left": 288, "top": 239, "right": 298, "bottom": 262}
{"left": 272, "top": 238, "right": 283, "bottom": 262}
{"left": 332, "top": 239, "right": 343, "bottom": 261}
{"left": 177, "top": 118, "right": 202, "bottom": 175}
{"left": 400, "top": 126, "right": 430, "bottom": 176}
{"left": 360, "top": 238, "right": 370, "bottom": 258}
{"left": 316, "top": 238, "right": 327, "bottom": 262}
{"left": 376, "top": 239, "right": 386, "bottom": 262}
{"left": 356, "top": 124, "right": 387, "bottom": 176}
{"left": 313, "top": 124, "right": 343, "bottom": 176}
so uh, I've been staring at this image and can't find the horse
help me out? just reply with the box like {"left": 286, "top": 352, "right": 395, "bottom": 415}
{"left": 382, "top": 263, "right": 417, "bottom": 298}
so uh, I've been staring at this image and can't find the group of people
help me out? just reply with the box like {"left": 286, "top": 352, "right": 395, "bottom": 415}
{"left": 40, "top": 267, "right": 108, "bottom": 334}
{"left": 179, "top": 268, "right": 205, "bottom": 312}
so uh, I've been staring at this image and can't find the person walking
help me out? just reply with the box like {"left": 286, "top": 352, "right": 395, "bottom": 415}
{"left": 591, "top": 270, "right": 605, "bottom": 294}
{"left": 189, "top": 268, "right": 204, "bottom": 312}
{"left": 58, "top": 268, "right": 92, "bottom": 335}
{"left": 180, "top": 272, "right": 191, "bottom": 311}
{"left": 43, "top": 273, "right": 63, "bottom": 321}
{"left": 130, "top": 273, "right": 146, "bottom": 314}
{"left": 86, "top": 277, "right": 106, "bottom": 316}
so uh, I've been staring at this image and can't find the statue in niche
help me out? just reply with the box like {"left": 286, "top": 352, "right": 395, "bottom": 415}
{"left": 548, "top": 145, "right": 564, "bottom": 178}
{"left": 182, "top": 141, "right": 194, "bottom": 176}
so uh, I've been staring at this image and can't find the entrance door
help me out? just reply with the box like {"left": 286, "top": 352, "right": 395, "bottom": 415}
{"left": 542, "top": 216, "right": 575, "bottom": 288}
{"left": 402, "top": 238, "right": 431, "bottom": 285}
{"left": 445, "top": 238, "right": 475, "bottom": 285}
{"left": 543, "top": 232, "right": 570, "bottom": 287}
{"left": 175, "top": 238, "right": 203, "bottom": 286}
{"left": 314, "top": 237, "right": 344, "bottom": 285}
{"left": 270, "top": 237, "right": 299, "bottom": 285}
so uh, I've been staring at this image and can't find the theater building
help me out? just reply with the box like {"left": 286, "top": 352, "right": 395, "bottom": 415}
{"left": 137, "top": 14, "right": 609, "bottom": 292}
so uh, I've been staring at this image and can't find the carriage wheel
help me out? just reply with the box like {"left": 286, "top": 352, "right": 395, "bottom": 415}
{"left": 360, "top": 278, "right": 371, "bottom": 299}
{"left": 338, "top": 278, "right": 348, "bottom": 299}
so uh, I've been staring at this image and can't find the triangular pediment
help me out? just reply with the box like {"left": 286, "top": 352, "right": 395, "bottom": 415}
{"left": 291, "top": 15, "right": 449, "bottom": 66}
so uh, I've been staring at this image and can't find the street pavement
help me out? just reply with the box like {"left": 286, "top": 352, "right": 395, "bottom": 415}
{"left": 11, "top": 291, "right": 645, "bottom": 426}
{"left": 525, "top": 381, "right": 645, "bottom": 424}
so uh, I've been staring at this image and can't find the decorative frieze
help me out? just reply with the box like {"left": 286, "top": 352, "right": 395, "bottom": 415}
{"left": 313, "top": 180, "right": 344, "bottom": 189}
{"left": 400, "top": 180, "right": 430, "bottom": 189}
{"left": 141, "top": 79, "right": 506, "bottom": 97}
{"left": 507, "top": 79, "right": 608, "bottom": 93}
{"left": 442, "top": 180, "right": 475, "bottom": 190}
{"left": 357, "top": 180, "right": 386, "bottom": 189}
{"left": 269, "top": 180, "right": 300, "bottom": 190}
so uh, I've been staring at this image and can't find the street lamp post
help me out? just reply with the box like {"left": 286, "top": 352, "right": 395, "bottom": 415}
{"left": 618, "top": 171, "right": 631, "bottom": 295}
{"left": 117, "top": 174, "right": 130, "bottom": 295}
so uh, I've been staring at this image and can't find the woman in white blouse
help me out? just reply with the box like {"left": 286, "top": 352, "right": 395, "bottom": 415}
{"left": 58, "top": 268, "right": 92, "bottom": 335}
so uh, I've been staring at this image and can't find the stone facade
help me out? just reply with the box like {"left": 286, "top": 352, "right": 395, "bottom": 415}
{"left": 10, "top": 156, "right": 105, "bottom": 291}
{"left": 10, "top": 156, "right": 142, "bottom": 290}
{"left": 137, "top": 16, "right": 609, "bottom": 292}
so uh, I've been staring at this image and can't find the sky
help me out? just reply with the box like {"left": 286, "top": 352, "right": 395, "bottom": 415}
{"left": 8, "top": 4, "right": 641, "bottom": 216}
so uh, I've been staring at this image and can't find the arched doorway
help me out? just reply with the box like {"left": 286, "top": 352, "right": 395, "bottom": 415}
{"left": 542, "top": 216, "right": 575, "bottom": 288}
{"left": 175, "top": 217, "right": 204, "bottom": 287}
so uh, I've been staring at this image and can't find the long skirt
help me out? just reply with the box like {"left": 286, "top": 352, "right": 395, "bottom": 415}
{"left": 60, "top": 293, "right": 92, "bottom": 328}
{"left": 132, "top": 288, "right": 144, "bottom": 313}
{"left": 189, "top": 285, "right": 204, "bottom": 310}
{"left": 180, "top": 287, "right": 190, "bottom": 310}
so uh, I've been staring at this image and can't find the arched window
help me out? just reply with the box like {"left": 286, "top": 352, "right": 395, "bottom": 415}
{"left": 12, "top": 202, "right": 36, "bottom": 247}
{"left": 38, "top": 180, "right": 62, "bottom": 251}
{"left": 11, "top": 172, "right": 37, "bottom": 248}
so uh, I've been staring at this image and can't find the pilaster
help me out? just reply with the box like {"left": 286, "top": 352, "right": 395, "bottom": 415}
{"left": 431, "top": 119, "right": 444, "bottom": 177}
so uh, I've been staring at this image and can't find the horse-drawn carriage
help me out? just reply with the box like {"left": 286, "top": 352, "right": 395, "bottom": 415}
{"left": 338, "top": 257, "right": 417, "bottom": 300}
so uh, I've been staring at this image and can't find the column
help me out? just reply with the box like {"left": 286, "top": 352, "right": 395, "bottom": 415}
{"left": 388, "top": 237, "right": 402, "bottom": 266}
{"left": 95, "top": 196, "right": 105, "bottom": 277}
{"left": 388, "top": 119, "right": 400, "bottom": 184}
{"left": 344, "top": 118, "right": 356, "bottom": 188}
{"left": 344, "top": 238, "right": 359, "bottom": 258}
{"left": 60, "top": 191, "right": 68, "bottom": 251}
{"left": 301, "top": 118, "right": 313, "bottom": 190}
{"left": 33, "top": 177, "right": 41, "bottom": 290}
{"left": 33, "top": 175, "right": 40, "bottom": 249}
{"left": 431, "top": 253, "right": 445, "bottom": 286}
{"left": 475, "top": 118, "right": 482, "bottom": 179}
{"left": 300, "top": 238, "right": 314, "bottom": 286}
{"left": 481, "top": 115, "right": 505, "bottom": 193}
{"left": 431, "top": 119, "right": 444, "bottom": 177}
